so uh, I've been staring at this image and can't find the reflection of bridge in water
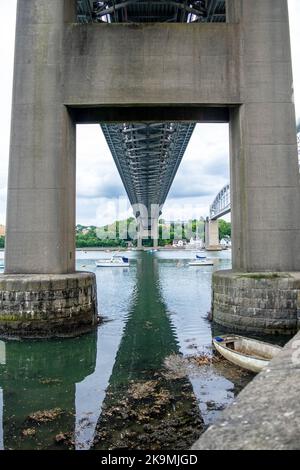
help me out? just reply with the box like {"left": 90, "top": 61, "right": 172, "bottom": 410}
{"left": 93, "top": 254, "right": 203, "bottom": 450}
{"left": 0, "top": 334, "right": 97, "bottom": 450}
{"left": 0, "top": 255, "right": 204, "bottom": 450}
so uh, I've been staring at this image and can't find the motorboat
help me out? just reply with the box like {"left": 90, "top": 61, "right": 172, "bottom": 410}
{"left": 213, "top": 335, "right": 282, "bottom": 373}
{"left": 95, "top": 255, "right": 130, "bottom": 267}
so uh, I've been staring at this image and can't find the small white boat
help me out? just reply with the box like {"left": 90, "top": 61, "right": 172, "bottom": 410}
{"left": 189, "top": 255, "right": 214, "bottom": 267}
{"left": 213, "top": 335, "right": 282, "bottom": 373}
{"left": 95, "top": 255, "right": 130, "bottom": 268}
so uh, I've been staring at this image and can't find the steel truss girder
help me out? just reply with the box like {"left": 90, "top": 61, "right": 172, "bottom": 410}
{"left": 77, "top": 1, "right": 226, "bottom": 24}
{"left": 101, "top": 122, "right": 195, "bottom": 212}
{"left": 210, "top": 183, "right": 230, "bottom": 220}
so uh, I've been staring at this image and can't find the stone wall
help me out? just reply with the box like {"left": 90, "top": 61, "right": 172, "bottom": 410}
{"left": 212, "top": 270, "right": 300, "bottom": 335}
{"left": 0, "top": 272, "right": 98, "bottom": 338}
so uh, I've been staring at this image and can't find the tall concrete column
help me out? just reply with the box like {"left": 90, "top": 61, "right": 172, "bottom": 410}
{"left": 137, "top": 235, "right": 143, "bottom": 250}
{"left": 212, "top": 0, "right": 300, "bottom": 334}
{"left": 205, "top": 219, "right": 221, "bottom": 251}
{"left": 136, "top": 218, "right": 143, "bottom": 250}
{"left": 0, "top": 1, "right": 97, "bottom": 338}
{"left": 5, "top": 0, "right": 76, "bottom": 275}
{"left": 150, "top": 219, "right": 159, "bottom": 249}
{"left": 229, "top": 0, "right": 300, "bottom": 272}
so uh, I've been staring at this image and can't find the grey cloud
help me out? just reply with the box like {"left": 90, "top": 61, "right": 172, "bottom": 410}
{"left": 77, "top": 181, "right": 126, "bottom": 199}
{"left": 201, "top": 155, "right": 230, "bottom": 178}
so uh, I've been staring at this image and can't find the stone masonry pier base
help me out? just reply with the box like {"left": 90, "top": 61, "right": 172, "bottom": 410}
{"left": 212, "top": 270, "right": 300, "bottom": 335}
{"left": 0, "top": 273, "right": 97, "bottom": 339}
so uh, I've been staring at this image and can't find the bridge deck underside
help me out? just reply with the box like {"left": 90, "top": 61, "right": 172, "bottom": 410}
{"left": 77, "top": 1, "right": 226, "bottom": 24}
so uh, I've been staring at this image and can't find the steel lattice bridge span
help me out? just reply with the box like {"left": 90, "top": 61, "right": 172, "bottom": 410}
{"left": 210, "top": 131, "right": 300, "bottom": 222}
{"left": 77, "top": 1, "right": 226, "bottom": 23}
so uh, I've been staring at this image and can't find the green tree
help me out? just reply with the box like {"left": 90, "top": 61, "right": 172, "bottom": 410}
{"left": 218, "top": 219, "right": 231, "bottom": 240}
{"left": 0, "top": 236, "right": 5, "bottom": 249}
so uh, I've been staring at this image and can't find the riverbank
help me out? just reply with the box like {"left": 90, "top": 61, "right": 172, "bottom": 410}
{"left": 76, "top": 247, "right": 229, "bottom": 252}
{"left": 1, "top": 247, "right": 229, "bottom": 253}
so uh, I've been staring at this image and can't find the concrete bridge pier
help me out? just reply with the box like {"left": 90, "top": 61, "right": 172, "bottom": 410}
{"left": 136, "top": 215, "right": 159, "bottom": 250}
{"left": 212, "top": 0, "right": 300, "bottom": 335}
{"left": 0, "top": 0, "right": 97, "bottom": 338}
{"left": 136, "top": 218, "right": 145, "bottom": 250}
{"left": 150, "top": 217, "right": 159, "bottom": 249}
{"left": 0, "top": 0, "right": 299, "bottom": 337}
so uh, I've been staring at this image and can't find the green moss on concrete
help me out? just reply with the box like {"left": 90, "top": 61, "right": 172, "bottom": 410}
{"left": 0, "top": 315, "right": 20, "bottom": 322}
{"left": 236, "top": 273, "right": 291, "bottom": 280}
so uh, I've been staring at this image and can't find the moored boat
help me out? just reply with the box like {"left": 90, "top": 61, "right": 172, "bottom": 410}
{"left": 213, "top": 335, "right": 282, "bottom": 373}
{"left": 95, "top": 255, "right": 130, "bottom": 267}
{"left": 189, "top": 255, "right": 214, "bottom": 266}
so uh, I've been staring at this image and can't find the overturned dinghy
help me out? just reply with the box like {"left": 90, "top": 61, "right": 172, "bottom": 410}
{"left": 213, "top": 335, "right": 282, "bottom": 373}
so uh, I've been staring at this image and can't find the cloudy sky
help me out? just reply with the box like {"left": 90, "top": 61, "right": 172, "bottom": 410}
{"left": 0, "top": 1, "right": 299, "bottom": 226}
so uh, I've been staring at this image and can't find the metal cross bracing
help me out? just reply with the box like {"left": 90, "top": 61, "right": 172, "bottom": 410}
{"left": 77, "top": 0, "right": 94, "bottom": 22}
{"left": 101, "top": 123, "right": 195, "bottom": 217}
{"left": 77, "top": 1, "right": 226, "bottom": 24}
{"left": 210, "top": 183, "right": 230, "bottom": 220}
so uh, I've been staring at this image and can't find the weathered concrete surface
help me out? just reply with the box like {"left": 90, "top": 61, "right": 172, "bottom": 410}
{"left": 6, "top": 0, "right": 299, "bottom": 277}
{"left": 0, "top": 272, "right": 97, "bottom": 338}
{"left": 4, "top": 0, "right": 300, "bottom": 335}
{"left": 5, "top": 0, "right": 76, "bottom": 274}
{"left": 229, "top": 0, "right": 300, "bottom": 272}
{"left": 212, "top": 270, "right": 300, "bottom": 335}
{"left": 192, "top": 331, "right": 300, "bottom": 450}
{"left": 63, "top": 22, "right": 241, "bottom": 106}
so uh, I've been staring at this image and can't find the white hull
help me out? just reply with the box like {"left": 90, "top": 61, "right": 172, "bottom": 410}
{"left": 189, "top": 261, "right": 214, "bottom": 266}
{"left": 96, "top": 262, "right": 129, "bottom": 267}
{"left": 213, "top": 335, "right": 282, "bottom": 373}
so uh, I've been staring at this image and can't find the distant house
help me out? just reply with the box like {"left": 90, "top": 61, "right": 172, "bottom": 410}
{"left": 188, "top": 237, "right": 204, "bottom": 249}
{"left": 220, "top": 237, "right": 231, "bottom": 247}
{"left": 173, "top": 240, "right": 185, "bottom": 248}
{"left": 0, "top": 225, "right": 5, "bottom": 236}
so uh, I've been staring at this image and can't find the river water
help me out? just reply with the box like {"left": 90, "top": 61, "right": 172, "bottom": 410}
{"left": 0, "top": 250, "right": 256, "bottom": 450}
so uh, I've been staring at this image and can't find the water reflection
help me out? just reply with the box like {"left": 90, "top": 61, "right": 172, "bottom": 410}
{"left": 94, "top": 255, "right": 202, "bottom": 450}
{"left": 157, "top": 252, "right": 252, "bottom": 425}
{"left": 0, "top": 333, "right": 97, "bottom": 449}
{"left": 0, "top": 249, "right": 254, "bottom": 450}
{"left": 0, "top": 389, "right": 3, "bottom": 450}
